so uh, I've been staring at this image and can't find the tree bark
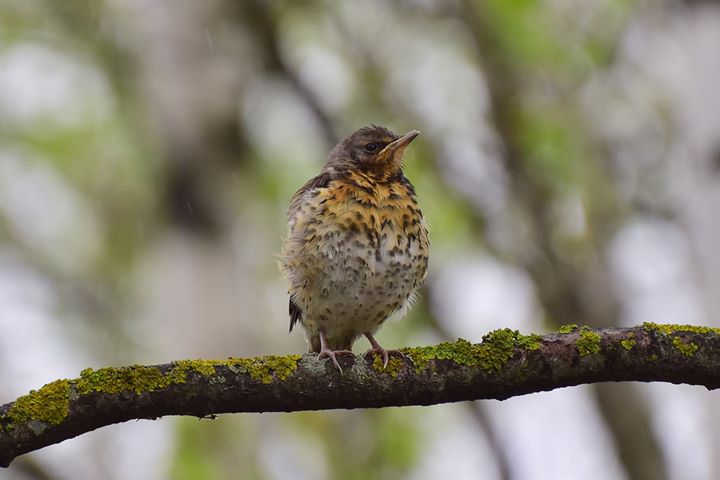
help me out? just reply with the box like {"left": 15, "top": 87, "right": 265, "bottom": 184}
{"left": 1, "top": 323, "right": 718, "bottom": 467}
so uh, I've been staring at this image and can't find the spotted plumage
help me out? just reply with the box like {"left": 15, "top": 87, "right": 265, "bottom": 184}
{"left": 280, "top": 125, "right": 429, "bottom": 371}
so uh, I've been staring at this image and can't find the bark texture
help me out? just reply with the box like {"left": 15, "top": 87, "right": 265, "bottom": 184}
{"left": 1, "top": 323, "right": 719, "bottom": 467}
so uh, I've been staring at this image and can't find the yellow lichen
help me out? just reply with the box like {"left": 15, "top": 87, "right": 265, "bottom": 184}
{"left": 226, "top": 355, "right": 301, "bottom": 384}
{"left": 77, "top": 365, "right": 170, "bottom": 395}
{"left": 404, "top": 328, "right": 539, "bottom": 373}
{"left": 621, "top": 332, "right": 636, "bottom": 351}
{"left": 372, "top": 356, "right": 405, "bottom": 378}
{"left": 559, "top": 324, "right": 579, "bottom": 334}
{"left": 642, "top": 323, "right": 709, "bottom": 357}
{"left": 672, "top": 337, "right": 698, "bottom": 357}
{"left": 75, "top": 356, "right": 301, "bottom": 396}
{"left": 642, "top": 322, "right": 720, "bottom": 336}
{"left": 576, "top": 329, "right": 602, "bottom": 356}
{"left": 516, "top": 333, "right": 543, "bottom": 351}
{"left": 174, "top": 360, "right": 219, "bottom": 377}
{"left": 7, "top": 379, "right": 71, "bottom": 426}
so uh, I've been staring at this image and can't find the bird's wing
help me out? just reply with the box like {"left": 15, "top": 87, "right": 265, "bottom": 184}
{"left": 287, "top": 171, "right": 333, "bottom": 221}
{"left": 289, "top": 294, "right": 302, "bottom": 332}
{"left": 284, "top": 171, "right": 334, "bottom": 332}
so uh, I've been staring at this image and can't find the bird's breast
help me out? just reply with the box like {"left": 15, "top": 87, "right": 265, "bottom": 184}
{"left": 282, "top": 171, "right": 429, "bottom": 345}
{"left": 311, "top": 175, "right": 428, "bottom": 272}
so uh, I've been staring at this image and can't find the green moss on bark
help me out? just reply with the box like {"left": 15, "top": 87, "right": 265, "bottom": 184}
{"left": 576, "top": 329, "right": 602, "bottom": 356}
{"left": 516, "top": 333, "right": 543, "bottom": 351}
{"left": 559, "top": 324, "right": 579, "bottom": 334}
{"left": 621, "top": 332, "right": 636, "bottom": 351}
{"left": 642, "top": 323, "right": 708, "bottom": 357}
{"left": 372, "top": 356, "right": 405, "bottom": 378}
{"left": 228, "top": 355, "right": 301, "bottom": 384}
{"left": 672, "top": 337, "right": 698, "bottom": 357}
{"left": 6, "top": 380, "right": 71, "bottom": 426}
{"left": 642, "top": 322, "right": 720, "bottom": 336}
{"left": 404, "top": 328, "right": 541, "bottom": 373}
{"left": 75, "top": 356, "right": 301, "bottom": 396}
{"left": 77, "top": 366, "right": 169, "bottom": 395}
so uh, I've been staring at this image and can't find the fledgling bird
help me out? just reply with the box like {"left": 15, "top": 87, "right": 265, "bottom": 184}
{"left": 280, "top": 125, "right": 429, "bottom": 372}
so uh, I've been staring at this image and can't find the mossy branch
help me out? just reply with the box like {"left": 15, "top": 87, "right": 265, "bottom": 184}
{"left": 2, "top": 323, "right": 720, "bottom": 467}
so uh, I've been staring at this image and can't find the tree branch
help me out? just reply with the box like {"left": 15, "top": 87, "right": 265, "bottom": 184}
{"left": 2, "top": 323, "right": 719, "bottom": 467}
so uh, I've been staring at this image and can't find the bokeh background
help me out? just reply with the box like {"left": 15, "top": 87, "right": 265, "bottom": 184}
{"left": 2, "top": 0, "right": 720, "bottom": 479}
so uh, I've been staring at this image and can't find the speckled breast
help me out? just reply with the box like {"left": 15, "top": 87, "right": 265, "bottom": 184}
{"left": 284, "top": 171, "right": 429, "bottom": 349}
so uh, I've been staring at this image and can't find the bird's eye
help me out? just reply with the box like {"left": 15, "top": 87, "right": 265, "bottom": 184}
{"left": 364, "top": 143, "right": 378, "bottom": 152}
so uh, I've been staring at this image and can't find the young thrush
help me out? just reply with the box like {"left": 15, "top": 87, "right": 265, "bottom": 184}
{"left": 280, "top": 125, "right": 429, "bottom": 371}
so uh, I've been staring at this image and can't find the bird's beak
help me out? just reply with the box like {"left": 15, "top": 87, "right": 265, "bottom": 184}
{"left": 381, "top": 130, "right": 421, "bottom": 157}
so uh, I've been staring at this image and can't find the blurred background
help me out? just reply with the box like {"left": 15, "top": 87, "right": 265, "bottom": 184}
{"left": 1, "top": 0, "right": 720, "bottom": 478}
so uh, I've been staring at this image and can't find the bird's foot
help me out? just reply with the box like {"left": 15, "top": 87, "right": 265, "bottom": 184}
{"left": 363, "top": 333, "right": 405, "bottom": 369}
{"left": 363, "top": 347, "right": 405, "bottom": 369}
{"left": 317, "top": 330, "right": 353, "bottom": 373}
{"left": 317, "top": 348, "right": 353, "bottom": 373}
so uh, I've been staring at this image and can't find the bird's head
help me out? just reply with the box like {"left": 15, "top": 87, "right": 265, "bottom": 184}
{"left": 325, "top": 125, "right": 420, "bottom": 175}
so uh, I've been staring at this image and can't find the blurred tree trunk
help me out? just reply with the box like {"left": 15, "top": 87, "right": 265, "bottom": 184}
{"left": 455, "top": 2, "right": 669, "bottom": 479}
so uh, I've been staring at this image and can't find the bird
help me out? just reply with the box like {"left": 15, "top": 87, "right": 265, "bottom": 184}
{"left": 280, "top": 125, "right": 429, "bottom": 372}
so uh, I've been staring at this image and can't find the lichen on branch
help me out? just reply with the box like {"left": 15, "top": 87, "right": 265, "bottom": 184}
{"left": 1, "top": 323, "right": 720, "bottom": 468}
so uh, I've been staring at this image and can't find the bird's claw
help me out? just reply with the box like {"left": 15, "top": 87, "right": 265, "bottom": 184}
{"left": 317, "top": 349, "right": 353, "bottom": 373}
{"left": 364, "top": 347, "right": 405, "bottom": 369}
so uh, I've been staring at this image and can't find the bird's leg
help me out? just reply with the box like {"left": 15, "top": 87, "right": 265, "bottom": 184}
{"left": 317, "top": 331, "right": 352, "bottom": 373}
{"left": 363, "top": 333, "right": 405, "bottom": 369}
